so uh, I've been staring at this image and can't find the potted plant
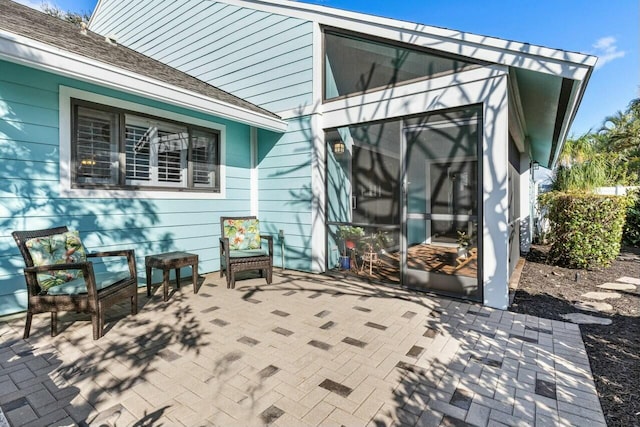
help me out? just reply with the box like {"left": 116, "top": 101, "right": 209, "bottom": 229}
{"left": 456, "top": 230, "right": 472, "bottom": 259}
{"left": 336, "top": 225, "right": 365, "bottom": 269}
{"left": 363, "top": 230, "right": 391, "bottom": 253}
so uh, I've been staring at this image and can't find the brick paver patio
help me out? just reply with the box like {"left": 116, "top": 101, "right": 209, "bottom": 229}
{"left": 0, "top": 271, "right": 606, "bottom": 426}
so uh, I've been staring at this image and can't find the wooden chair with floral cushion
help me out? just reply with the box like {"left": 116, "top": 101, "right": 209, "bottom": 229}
{"left": 12, "top": 226, "right": 138, "bottom": 340}
{"left": 220, "top": 217, "right": 273, "bottom": 289}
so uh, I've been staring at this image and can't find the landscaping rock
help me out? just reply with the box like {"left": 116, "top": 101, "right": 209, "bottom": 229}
{"left": 561, "top": 313, "right": 612, "bottom": 325}
{"left": 617, "top": 276, "right": 640, "bottom": 286}
{"left": 573, "top": 301, "right": 613, "bottom": 312}
{"left": 581, "top": 291, "right": 621, "bottom": 300}
{"left": 597, "top": 282, "right": 636, "bottom": 291}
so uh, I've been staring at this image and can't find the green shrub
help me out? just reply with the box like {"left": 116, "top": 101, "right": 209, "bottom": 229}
{"left": 622, "top": 190, "right": 640, "bottom": 247}
{"left": 540, "top": 192, "right": 630, "bottom": 268}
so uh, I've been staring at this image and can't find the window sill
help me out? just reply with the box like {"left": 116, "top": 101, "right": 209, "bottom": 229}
{"left": 60, "top": 186, "right": 225, "bottom": 200}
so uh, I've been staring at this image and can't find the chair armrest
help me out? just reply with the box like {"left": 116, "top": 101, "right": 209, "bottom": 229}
{"left": 87, "top": 249, "right": 137, "bottom": 279}
{"left": 87, "top": 249, "right": 133, "bottom": 258}
{"left": 24, "top": 262, "right": 92, "bottom": 274}
{"left": 219, "top": 237, "right": 230, "bottom": 255}
{"left": 261, "top": 235, "right": 274, "bottom": 257}
{"left": 24, "top": 262, "right": 98, "bottom": 296}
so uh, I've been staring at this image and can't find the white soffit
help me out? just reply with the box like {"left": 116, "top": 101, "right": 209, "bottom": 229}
{"left": 0, "top": 29, "right": 287, "bottom": 133}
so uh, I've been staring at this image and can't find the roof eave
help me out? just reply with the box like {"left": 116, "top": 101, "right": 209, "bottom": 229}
{"left": 0, "top": 29, "right": 287, "bottom": 133}
{"left": 548, "top": 62, "right": 597, "bottom": 169}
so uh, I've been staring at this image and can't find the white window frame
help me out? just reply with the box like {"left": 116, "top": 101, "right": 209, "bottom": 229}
{"left": 59, "top": 86, "right": 226, "bottom": 199}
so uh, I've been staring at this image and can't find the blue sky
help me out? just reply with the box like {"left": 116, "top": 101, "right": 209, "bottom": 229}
{"left": 18, "top": 0, "right": 639, "bottom": 136}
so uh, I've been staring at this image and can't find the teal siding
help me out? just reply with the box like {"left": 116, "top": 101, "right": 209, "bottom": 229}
{"left": 0, "top": 60, "right": 257, "bottom": 316}
{"left": 257, "top": 117, "right": 314, "bottom": 271}
{"left": 90, "top": 0, "right": 314, "bottom": 113}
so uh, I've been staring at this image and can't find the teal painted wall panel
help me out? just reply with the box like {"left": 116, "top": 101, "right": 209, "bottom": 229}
{"left": 0, "top": 139, "right": 59, "bottom": 162}
{"left": 0, "top": 60, "right": 259, "bottom": 316}
{"left": 0, "top": 78, "right": 59, "bottom": 110}
{"left": 89, "top": 0, "right": 314, "bottom": 113}
{"left": 256, "top": 120, "right": 314, "bottom": 271}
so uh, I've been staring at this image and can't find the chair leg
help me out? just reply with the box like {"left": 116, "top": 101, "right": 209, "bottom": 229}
{"left": 50, "top": 312, "right": 57, "bottom": 337}
{"left": 91, "top": 313, "right": 100, "bottom": 340}
{"left": 131, "top": 291, "right": 138, "bottom": 316}
{"left": 146, "top": 265, "right": 152, "bottom": 297}
{"left": 23, "top": 312, "right": 33, "bottom": 339}
{"left": 266, "top": 267, "right": 273, "bottom": 285}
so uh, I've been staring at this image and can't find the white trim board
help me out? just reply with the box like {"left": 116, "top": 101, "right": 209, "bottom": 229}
{"left": 0, "top": 29, "right": 287, "bottom": 133}
{"left": 59, "top": 86, "right": 228, "bottom": 200}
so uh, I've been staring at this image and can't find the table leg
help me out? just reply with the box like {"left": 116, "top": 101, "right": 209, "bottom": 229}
{"left": 146, "top": 266, "right": 152, "bottom": 296}
{"left": 176, "top": 268, "right": 181, "bottom": 289}
{"left": 163, "top": 269, "right": 170, "bottom": 302}
{"left": 192, "top": 260, "right": 199, "bottom": 294}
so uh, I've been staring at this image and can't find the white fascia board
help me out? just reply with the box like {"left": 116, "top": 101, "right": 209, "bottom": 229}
{"left": 219, "top": 0, "right": 596, "bottom": 80}
{"left": 322, "top": 66, "right": 509, "bottom": 128}
{"left": 0, "top": 30, "right": 287, "bottom": 133}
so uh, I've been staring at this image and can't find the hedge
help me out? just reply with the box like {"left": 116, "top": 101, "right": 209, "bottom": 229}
{"left": 540, "top": 192, "right": 630, "bottom": 268}
{"left": 622, "top": 190, "right": 640, "bottom": 247}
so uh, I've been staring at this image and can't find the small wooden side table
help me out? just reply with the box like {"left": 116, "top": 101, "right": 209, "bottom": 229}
{"left": 145, "top": 251, "right": 199, "bottom": 301}
{"left": 360, "top": 251, "right": 379, "bottom": 275}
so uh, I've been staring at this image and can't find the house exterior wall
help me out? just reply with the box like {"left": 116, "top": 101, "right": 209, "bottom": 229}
{"left": 90, "top": 1, "right": 515, "bottom": 308}
{"left": 257, "top": 117, "right": 315, "bottom": 271}
{"left": 0, "top": 59, "right": 255, "bottom": 316}
{"left": 90, "top": 0, "right": 314, "bottom": 113}
{"left": 90, "top": 0, "right": 318, "bottom": 270}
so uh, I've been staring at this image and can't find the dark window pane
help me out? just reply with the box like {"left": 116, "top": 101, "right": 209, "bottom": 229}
{"left": 75, "top": 106, "right": 118, "bottom": 185}
{"left": 192, "top": 130, "right": 218, "bottom": 189}
{"left": 325, "top": 31, "right": 477, "bottom": 100}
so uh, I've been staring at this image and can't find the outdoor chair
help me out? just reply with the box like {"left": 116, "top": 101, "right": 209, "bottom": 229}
{"left": 220, "top": 217, "right": 273, "bottom": 289}
{"left": 12, "top": 226, "right": 138, "bottom": 340}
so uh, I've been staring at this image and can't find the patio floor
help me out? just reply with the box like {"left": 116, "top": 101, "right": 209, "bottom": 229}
{"left": 0, "top": 271, "right": 606, "bottom": 426}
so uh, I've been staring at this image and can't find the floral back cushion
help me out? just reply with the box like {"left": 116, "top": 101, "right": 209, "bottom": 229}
{"left": 25, "top": 230, "right": 88, "bottom": 292}
{"left": 224, "top": 219, "right": 261, "bottom": 250}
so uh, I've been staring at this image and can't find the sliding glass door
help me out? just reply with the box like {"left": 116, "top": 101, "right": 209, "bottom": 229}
{"left": 326, "top": 122, "right": 401, "bottom": 281}
{"left": 325, "top": 107, "right": 482, "bottom": 301}
{"left": 403, "top": 108, "right": 481, "bottom": 300}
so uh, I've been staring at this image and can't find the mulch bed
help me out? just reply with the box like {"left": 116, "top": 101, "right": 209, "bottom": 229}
{"left": 510, "top": 245, "right": 640, "bottom": 427}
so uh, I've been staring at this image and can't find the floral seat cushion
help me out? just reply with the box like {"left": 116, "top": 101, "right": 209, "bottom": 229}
{"left": 25, "top": 230, "right": 88, "bottom": 292}
{"left": 223, "top": 219, "right": 261, "bottom": 251}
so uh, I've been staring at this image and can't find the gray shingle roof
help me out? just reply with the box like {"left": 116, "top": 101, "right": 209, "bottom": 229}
{"left": 0, "top": 0, "right": 280, "bottom": 120}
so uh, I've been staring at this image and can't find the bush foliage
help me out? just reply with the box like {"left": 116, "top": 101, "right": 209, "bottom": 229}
{"left": 540, "top": 192, "right": 630, "bottom": 268}
{"left": 622, "top": 191, "right": 640, "bottom": 247}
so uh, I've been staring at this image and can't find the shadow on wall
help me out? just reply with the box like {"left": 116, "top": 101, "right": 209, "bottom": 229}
{"left": 0, "top": 84, "right": 178, "bottom": 315}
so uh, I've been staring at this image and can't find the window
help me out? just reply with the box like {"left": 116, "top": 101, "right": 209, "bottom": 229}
{"left": 72, "top": 100, "right": 219, "bottom": 192}
{"left": 324, "top": 30, "right": 479, "bottom": 100}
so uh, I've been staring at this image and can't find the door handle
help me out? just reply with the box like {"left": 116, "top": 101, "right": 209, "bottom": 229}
{"left": 351, "top": 196, "right": 357, "bottom": 210}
